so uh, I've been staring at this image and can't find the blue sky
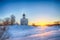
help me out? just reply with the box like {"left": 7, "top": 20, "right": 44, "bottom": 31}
{"left": 0, "top": 0, "right": 60, "bottom": 24}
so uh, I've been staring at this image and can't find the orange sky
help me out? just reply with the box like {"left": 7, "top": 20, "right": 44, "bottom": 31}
{"left": 29, "top": 21, "right": 54, "bottom": 26}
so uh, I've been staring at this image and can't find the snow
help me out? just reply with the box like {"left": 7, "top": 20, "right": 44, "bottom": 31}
{"left": 0, "top": 25, "right": 60, "bottom": 40}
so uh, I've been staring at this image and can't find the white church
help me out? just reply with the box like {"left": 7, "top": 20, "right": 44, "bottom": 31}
{"left": 20, "top": 13, "right": 28, "bottom": 25}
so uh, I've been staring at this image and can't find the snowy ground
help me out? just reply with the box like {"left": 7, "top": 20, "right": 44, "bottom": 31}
{"left": 0, "top": 25, "right": 60, "bottom": 40}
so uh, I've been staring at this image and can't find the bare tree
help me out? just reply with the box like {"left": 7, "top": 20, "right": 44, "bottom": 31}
{"left": 4, "top": 18, "right": 10, "bottom": 25}
{"left": 0, "top": 19, "right": 3, "bottom": 26}
{"left": 10, "top": 15, "right": 15, "bottom": 25}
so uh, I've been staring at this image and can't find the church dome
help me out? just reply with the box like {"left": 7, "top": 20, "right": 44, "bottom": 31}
{"left": 23, "top": 14, "right": 25, "bottom": 16}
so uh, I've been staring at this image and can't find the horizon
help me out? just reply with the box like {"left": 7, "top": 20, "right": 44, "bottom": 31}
{"left": 0, "top": 0, "right": 60, "bottom": 26}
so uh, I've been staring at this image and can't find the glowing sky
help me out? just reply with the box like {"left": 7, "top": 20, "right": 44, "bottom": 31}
{"left": 0, "top": 0, "right": 60, "bottom": 25}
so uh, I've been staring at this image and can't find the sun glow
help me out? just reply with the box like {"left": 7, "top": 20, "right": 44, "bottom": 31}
{"left": 37, "top": 22, "right": 47, "bottom": 26}
{"left": 29, "top": 22, "right": 47, "bottom": 26}
{"left": 29, "top": 21, "right": 54, "bottom": 26}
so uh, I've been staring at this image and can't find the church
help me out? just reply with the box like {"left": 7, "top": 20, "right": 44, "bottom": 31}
{"left": 20, "top": 13, "right": 28, "bottom": 25}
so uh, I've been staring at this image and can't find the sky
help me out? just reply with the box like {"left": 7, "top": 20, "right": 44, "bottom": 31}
{"left": 0, "top": 0, "right": 60, "bottom": 25}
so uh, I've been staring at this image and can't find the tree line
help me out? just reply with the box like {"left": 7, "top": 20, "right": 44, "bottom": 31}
{"left": 0, "top": 15, "right": 15, "bottom": 26}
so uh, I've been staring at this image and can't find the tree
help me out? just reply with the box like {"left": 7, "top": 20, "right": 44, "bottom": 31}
{"left": 4, "top": 18, "right": 10, "bottom": 25}
{"left": 10, "top": 15, "right": 15, "bottom": 25}
{"left": 54, "top": 21, "right": 60, "bottom": 26}
{"left": 0, "top": 19, "right": 3, "bottom": 26}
